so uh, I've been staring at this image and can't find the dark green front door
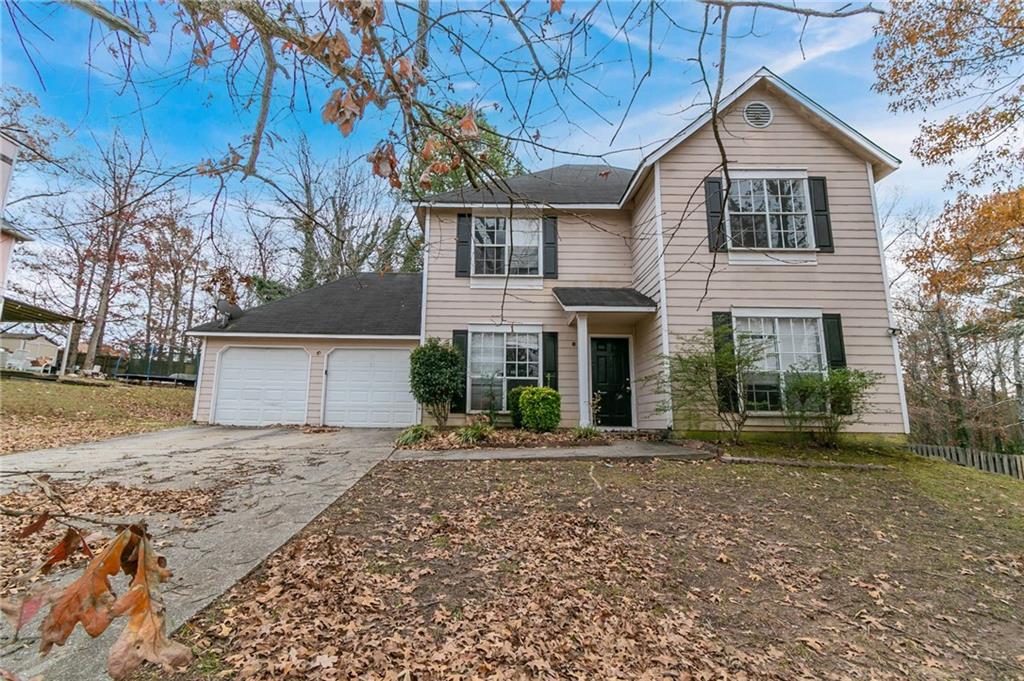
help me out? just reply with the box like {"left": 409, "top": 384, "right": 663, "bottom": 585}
{"left": 590, "top": 337, "right": 632, "bottom": 427}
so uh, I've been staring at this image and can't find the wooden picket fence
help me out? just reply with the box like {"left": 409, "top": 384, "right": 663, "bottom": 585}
{"left": 908, "top": 444, "right": 1024, "bottom": 481}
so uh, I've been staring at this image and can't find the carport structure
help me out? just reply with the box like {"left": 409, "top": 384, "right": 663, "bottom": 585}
{"left": 0, "top": 296, "right": 83, "bottom": 375}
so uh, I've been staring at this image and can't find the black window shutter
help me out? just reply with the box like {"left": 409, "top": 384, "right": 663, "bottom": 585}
{"left": 822, "top": 314, "right": 847, "bottom": 369}
{"left": 808, "top": 177, "right": 834, "bottom": 253}
{"left": 543, "top": 216, "right": 558, "bottom": 278}
{"left": 711, "top": 312, "right": 739, "bottom": 411}
{"left": 451, "top": 330, "right": 468, "bottom": 413}
{"left": 455, "top": 214, "right": 472, "bottom": 277}
{"left": 705, "top": 178, "right": 726, "bottom": 252}
{"left": 821, "top": 313, "right": 850, "bottom": 414}
{"left": 543, "top": 332, "right": 558, "bottom": 390}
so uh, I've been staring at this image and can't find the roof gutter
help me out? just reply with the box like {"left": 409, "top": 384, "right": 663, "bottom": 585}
{"left": 185, "top": 331, "right": 421, "bottom": 340}
{"left": 411, "top": 202, "right": 623, "bottom": 210}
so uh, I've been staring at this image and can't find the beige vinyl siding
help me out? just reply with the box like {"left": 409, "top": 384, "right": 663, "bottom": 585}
{"left": 629, "top": 174, "right": 670, "bottom": 428}
{"left": 423, "top": 208, "right": 636, "bottom": 427}
{"left": 658, "top": 85, "right": 905, "bottom": 433}
{"left": 193, "top": 336, "right": 417, "bottom": 425}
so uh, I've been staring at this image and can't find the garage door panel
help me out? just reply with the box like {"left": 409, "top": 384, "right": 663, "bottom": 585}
{"left": 323, "top": 348, "right": 417, "bottom": 427}
{"left": 213, "top": 348, "right": 309, "bottom": 426}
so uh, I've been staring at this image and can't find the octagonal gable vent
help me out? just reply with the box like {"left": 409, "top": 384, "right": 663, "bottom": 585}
{"left": 743, "top": 101, "right": 773, "bottom": 128}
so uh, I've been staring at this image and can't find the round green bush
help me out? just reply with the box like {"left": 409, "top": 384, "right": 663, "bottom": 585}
{"left": 409, "top": 338, "right": 464, "bottom": 427}
{"left": 507, "top": 385, "right": 528, "bottom": 428}
{"left": 518, "top": 386, "right": 561, "bottom": 432}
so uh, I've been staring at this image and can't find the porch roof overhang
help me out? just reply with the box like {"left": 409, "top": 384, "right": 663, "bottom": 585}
{"left": 1, "top": 297, "right": 83, "bottom": 324}
{"left": 552, "top": 287, "right": 657, "bottom": 313}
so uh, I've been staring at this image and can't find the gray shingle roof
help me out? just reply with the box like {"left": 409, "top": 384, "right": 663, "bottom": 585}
{"left": 420, "top": 164, "right": 633, "bottom": 205}
{"left": 553, "top": 287, "right": 657, "bottom": 309}
{"left": 189, "top": 273, "right": 421, "bottom": 336}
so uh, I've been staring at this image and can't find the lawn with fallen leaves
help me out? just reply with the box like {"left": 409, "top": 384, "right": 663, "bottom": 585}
{"left": 143, "top": 443, "right": 1022, "bottom": 680}
{"left": 0, "top": 378, "right": 194, "bottom": 454}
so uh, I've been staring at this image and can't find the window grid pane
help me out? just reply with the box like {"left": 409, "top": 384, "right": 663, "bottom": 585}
{"left": 505, "top": 333, "right": 540, "bottom": 378}
{"left": 473, "top": 217, "right": 507, "bottom": 275}
{"left": 734, "top": 316, "right": 824, "bottom": 412}
{"left": 468, "top": 331, "right": 542, "bottom": 412}
{"left": 776, "top": 318, "right": 822, "bottom": 371}
{"left": 473, "top": 216, "right": 541, "bottom": 276}
{"left": 727, "top": 178, "right": 811, "bottom": 250}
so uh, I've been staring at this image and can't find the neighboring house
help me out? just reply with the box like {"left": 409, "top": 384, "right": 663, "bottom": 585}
{"left": 188, "top": 67, "right": 909, "bottom": 437}
{"left": 1, "top": 132, "right": 83, "bottom": 366}
{"left": 0, "top": 332, "right": 60, "bottom": 365}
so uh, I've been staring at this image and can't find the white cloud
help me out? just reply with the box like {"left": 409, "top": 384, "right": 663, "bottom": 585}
{"left": 765, "top": 13, "right": 877, "bottom": 76}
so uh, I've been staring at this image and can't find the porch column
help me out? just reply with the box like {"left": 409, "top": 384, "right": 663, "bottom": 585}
{"left": 576, "top": 312, "right": 590, "bottom": 426}
{"left": 58, "top": 321, "right": 73, "bottom": 376}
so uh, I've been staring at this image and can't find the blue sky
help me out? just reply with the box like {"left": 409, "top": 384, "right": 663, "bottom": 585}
{"left": 1, "top": 1, "right": 943, "bottom": 216}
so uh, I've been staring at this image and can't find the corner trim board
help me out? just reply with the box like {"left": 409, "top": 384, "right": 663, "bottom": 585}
{"left": 866, "top": 161, "right": 911, "bottom": 434}
{"left": 653, "top": 161, "right": 672, "bottom": 427}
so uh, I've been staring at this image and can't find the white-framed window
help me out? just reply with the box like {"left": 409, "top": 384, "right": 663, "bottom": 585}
{"left": 726, "top": 177, "right": 813, "bottom": 250}
{"left": 472, "top": 215, "right": 541, "bottom": 276}
{"left": 733, "top": 314, "right": 825, "bottom": 412}
{"left": 468, "top": 330, "right": 541, "bottom": 411}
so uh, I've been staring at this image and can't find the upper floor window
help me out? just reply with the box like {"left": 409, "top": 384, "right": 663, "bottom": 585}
{"left": 726, "top": 178, "right": 812, "bottom": 250}
{"left": 473, "top": 216, "right": 541, "bottom": 276}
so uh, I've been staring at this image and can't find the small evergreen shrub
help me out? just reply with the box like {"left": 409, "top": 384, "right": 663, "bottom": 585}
{"left": 395, "top": 424, "right": 434, "bottom": 447}
{"left": 409, "top": 338, "right": 464, "bottom": 427}
{"left": 519, "top": 387, "right": 561, "bottom": 432}
{"left": 455, "top": 421, "right": 494, "bottom": 444}
{"left": 507, "top": 386, "right": 528, "bottom": 428}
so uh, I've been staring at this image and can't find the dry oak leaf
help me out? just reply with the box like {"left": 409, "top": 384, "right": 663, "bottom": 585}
{"left": 105, "top": 533, "right": 191, "bottom": 679}
{"left": 0, "top": 584, "right": 55, "bottom": 636}
{"left": 40, "top": 527, "right": 89, "bottom": 574}
{"left": 458, "top": 109, "right": 480, "bottom": 140}
{"left": 39, "top": 529, "right": 135, "bottom": 654}
{"left": 18, "top": 511, "right": 51, "bottom": 539}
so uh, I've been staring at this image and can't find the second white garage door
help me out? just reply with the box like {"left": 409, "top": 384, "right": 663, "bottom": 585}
{"left": 213, "top": 347, "right": 310, "bottom": 426}
{"left": 323, "top": 348, "right": 418, "bottom": 427}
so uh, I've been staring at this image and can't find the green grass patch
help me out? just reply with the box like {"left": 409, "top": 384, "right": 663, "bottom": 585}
{"left": 0, "top": 377, "right": 194, "bottom": 453}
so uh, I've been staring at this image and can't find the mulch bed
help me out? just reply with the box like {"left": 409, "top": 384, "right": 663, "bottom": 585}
{"left": 399, "top": 427, "right": 671, "bottom": 451}
{"left": 141, "top": 454, "right": 1023, "bottom": 680}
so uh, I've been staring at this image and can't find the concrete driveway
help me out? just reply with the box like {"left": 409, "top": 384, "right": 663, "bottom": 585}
{"left": 1, "top": 425, "right": 396, "bottom": 680}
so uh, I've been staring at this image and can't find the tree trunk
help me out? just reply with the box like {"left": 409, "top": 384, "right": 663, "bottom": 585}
{"left": 1014, "top": 330, "right": 1024, "bottom": 441}
{"left": 415, "top": 0, "right": 430, "bottom": 70}
{"left": 934, "top": 296, "right": 968, "bottom": 445}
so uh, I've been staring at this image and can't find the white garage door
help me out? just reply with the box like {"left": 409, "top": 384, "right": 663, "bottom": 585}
{"left": 323, "top": 348, "right": 417, "bottom": 427}
{"left": 213, "top": 347, "right": 309, "bottom": 426}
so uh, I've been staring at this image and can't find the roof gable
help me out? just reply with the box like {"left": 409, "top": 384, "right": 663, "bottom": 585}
{"left": 621, "top": 67, "right": 900, "bottom": 205}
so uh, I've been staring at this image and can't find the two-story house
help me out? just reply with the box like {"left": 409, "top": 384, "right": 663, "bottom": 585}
{"left": 189, "top": 67, "right": 909, "bottom": 437}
